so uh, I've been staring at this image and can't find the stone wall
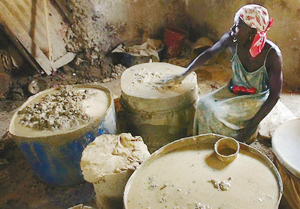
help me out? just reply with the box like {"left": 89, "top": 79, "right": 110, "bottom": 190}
{"left": 64, "top": 0, "right": 188, "bottom": 54}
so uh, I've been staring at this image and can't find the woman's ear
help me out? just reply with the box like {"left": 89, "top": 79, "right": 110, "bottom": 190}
{"left": 249, "top": 28, "right": 257, "bottom": 42}
{"left": 251, "top": 28, "right": 257, "bottom": 37}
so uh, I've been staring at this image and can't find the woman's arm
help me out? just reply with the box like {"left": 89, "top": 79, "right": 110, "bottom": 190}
{"left": 159, "top": 32, "right": 233, "bottom": 84}
{"left": 184, "top": 32, "right": 233, "bottom": 76}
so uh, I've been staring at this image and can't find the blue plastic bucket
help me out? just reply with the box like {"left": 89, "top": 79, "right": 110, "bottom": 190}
{"left": 9, "top": 84, "right": 117, "bottom": 186}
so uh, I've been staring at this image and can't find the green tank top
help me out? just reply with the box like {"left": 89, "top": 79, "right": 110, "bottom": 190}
{"left": 231, "top": 47, "right": 272, "bottom": 93}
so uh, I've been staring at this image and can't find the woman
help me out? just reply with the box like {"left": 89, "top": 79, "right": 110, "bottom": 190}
{"left": 161, "top": 4, "right": 283, "bottom": 143}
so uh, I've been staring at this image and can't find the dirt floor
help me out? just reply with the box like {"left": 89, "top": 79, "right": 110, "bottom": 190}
{"left": 0, "top": 58, "right": 299, "bottom": 209}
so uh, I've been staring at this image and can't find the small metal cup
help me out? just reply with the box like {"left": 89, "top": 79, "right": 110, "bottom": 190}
{"left": 214, "top": 137, "right": 240, "bottom": 163}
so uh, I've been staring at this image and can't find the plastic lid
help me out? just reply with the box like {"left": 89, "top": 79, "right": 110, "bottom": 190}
{"left": 272, "top": 119, "right": 300, "bottom": 178}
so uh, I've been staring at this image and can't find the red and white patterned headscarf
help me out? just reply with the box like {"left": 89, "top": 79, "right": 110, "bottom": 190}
{"left": 234, "top": 4, "right": 274, "bottom": 57}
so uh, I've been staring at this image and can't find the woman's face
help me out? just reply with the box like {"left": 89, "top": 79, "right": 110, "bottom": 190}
{"left": 231, "top": 18, "right": 253, "bottom": 45}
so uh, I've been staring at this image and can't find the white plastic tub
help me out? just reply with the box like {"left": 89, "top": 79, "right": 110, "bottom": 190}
{"left": 120, "top": 62, "right": 198, "bottom": 152}
{"left": 272, "top": 119, "right": 300, "bottom": 209}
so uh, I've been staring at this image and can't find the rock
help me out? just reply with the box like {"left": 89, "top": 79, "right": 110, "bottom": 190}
{"left": 7, "top": 44, "right": 24, "bottom": 69}
{"left": 258, "top": 100, "right": 297, "bottom": 139}
{"left": 0, "top": 72, "right": 10, "bottom": 98}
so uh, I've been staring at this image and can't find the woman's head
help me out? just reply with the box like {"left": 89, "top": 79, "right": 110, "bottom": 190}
{"left": 231, "top": 18, "right": 256, "bottom": 45}
{"left": 232, "top": 4, "right": 274, "bottom": 57}
{"left": 234, "top": 5, "right": 272, "bottom": 32}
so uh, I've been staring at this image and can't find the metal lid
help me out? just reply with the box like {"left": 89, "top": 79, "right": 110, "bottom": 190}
{"left": 272, "top": 119, "right": 300, "bottom": 178}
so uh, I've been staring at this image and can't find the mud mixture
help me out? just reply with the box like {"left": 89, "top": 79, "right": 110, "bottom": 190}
{"left": 10, "top": 85, "right": 109, "bottom": 137}
{"left": 121, "top": 62, "right": 197, "bottom": 98}
{"left": 17, "top": 87, "right": 94, "bottom": 131}
{"left": 125, "top": 144, "right": 280, "bottom": 209}
{"left": 80, "top": 133, "right": 150, "bottom": 183}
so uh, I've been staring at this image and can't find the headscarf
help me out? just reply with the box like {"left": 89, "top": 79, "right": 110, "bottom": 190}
{"left": 234, "top": 4, "right": 274, "bottom": 57}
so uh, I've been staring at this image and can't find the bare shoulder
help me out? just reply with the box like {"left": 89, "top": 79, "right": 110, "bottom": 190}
{"left": 265, "top": 40, "right": 283, "bottom": 88}
{"left": 266, "top": 40, "right": 282, "bottom": 59}
{"left": 265, "top": 40, "right": 282, "bottom": 70}
{"left": 265, "top": 40, "right": 283, "bottom": 94}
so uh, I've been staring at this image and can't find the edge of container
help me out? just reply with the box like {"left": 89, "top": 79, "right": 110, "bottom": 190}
{"left": 272, "top": 118, "right": 300, "bottom": 179}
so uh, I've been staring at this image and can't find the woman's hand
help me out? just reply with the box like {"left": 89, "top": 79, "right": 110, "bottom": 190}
{"left": 236, "top": 121, "right": 258, "bottom": 142}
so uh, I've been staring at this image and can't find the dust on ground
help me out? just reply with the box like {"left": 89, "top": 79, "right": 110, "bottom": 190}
{"left": 0, "top": 141, "right": 96, "bottom": 209}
